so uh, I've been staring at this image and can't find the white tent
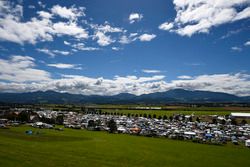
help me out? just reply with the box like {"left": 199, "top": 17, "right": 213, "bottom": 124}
{"left": 184, "top": 131, "right": 196, "bottom": 136}
{"left": 231, "top": 113, "right": 250, "bottom": 118}
{"left": 245, "top": 139, "right": 250, "bottom": 147}
{"left": 117, "top": 126, "right": 126, "bottom": 133}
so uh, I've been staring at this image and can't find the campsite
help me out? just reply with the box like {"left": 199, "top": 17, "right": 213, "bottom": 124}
{"left": 0, "top": 126, "right": 250, "bottom": 167}
{"left": 1, "top": 105, "right": 250, "bottom": 166}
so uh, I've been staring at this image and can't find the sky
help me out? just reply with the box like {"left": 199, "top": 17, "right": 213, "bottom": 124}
{"left": 0, "top": 0, "right": 250, "bottom": 96}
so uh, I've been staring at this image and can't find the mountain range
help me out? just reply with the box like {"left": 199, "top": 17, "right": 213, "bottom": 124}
{"left": 0, "top": 89, "right": 250, "bottom": 104}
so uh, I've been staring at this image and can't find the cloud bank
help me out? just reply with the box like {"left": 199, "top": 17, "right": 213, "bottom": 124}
{"left": 0, "top": 56, "right": 250, "bottom": 96}
{"left": 159, "top": 0, "right": 250, "bottom": 36}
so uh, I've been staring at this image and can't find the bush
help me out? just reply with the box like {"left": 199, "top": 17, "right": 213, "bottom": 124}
{"left": 196, "top": 117, "right": 200, "bottom": 123}
{"left": 107, "top": 119, "right": 117, "bottom": 133}
{"left": 241, "top": 119, "right": 247, "bottom": 125}
{"left": 56, "top": 115, "right": 64, "bottom": 125}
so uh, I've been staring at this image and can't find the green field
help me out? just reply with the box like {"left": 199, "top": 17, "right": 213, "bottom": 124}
{"left": 40, "top": 104, "right": 250, "bottom": 118}
{"left": 0, "top": 126, "right": 250, "bottom": 167}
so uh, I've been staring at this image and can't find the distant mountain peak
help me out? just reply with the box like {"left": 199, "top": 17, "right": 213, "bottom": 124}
{"left": 0, "top": 89, "right": 249, "bottom": 104}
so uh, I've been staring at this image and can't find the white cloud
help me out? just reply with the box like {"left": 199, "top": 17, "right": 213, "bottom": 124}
{"left": 0, "top": 15, "right": 54, "bottom": 44}
{"left": 51, "top": 5, "right": 85, "bottom": 21}
{"left": 37, "top": 11, "right": 52, "bottom": 19}
{"left": 0, "top": 72, "right": 250, "bottom": 96}
{"left": 53, "top": 22, "right": 88, "bottom": 39}
{"left": 112, "top": 47, "right": 120, "bottom": 51}
{"left": 0, "top": 2, "right": 53, "bottom": 45}
{"left": 0, "top": 2, "right": 148, "bottom": 49}
{"left": 37, "top": 48, "right": 55, "bottom": 57}
{"left": 129, "top": 13, "right": 143, "bottom": 24}
{"left": 63, "top": 41, "right": 99, "bottom": 51}
{"left": 37, "top": 48, "right": 70, "bottom": 57}
{"left": 91, "top": 22, "right": 124, "bottom": 46}
{"left": 220, "top": 28, "right": 243, "bottom": 39}
{"left": 185, "top": 62, "right": 203, "bottom": 66}
{"left": 38, "top": 1, "right": 46, "bottom": 8}
{"left": 28, "top": 5, "right": 35, "bottom": 9}
{"left": 142, "top": 69, "right": 162, "bottom": 74}
{"left": 91, "top": 23, "right": 123, "bottom": 33}
{"left": 244, "top": 41, "right": 250, "bottom": 46}
{"left": 130, "top": 33, "right": 138, "bottom": 37}
{"left": 0, "top": 55, "right": 51, "bottom": 82}
{"left": 71, "top": 43, "right": 99, "bottom": 51}
{"left": 47, "top": 63, "right": 82, "bottom": 70}
{"left": 159, "top": 0, "right": 250, "bottom": 36}
{"left": 139, "top": 34, "right": 156, "bottom": 42}
{"left": 0, "top": 1, "right": 23, "bottom": 18}
{"left": 0, "top": 2, "right": 88, "bottom": 44}
{"left": 119, "top": 33, "right": 139, "bottom": 44}
{"left": 159, "top": 22, "right": 174, "bottom": 31}
{"left": 93, "top": 31, "right": 115, "bottom": 46}
{"left": 231, "top": 46, "right": 242, "bottom": 51}
{"left": 178, "top": 75, "right": 193, "bottom": 79}
{"left": 170, "top": 73, "right": 250, "bottom": 96}
{"left": 233, "top": 6, "right": 250, "bottom": 21}
{"left": 64, "top": 41, "right": 70, "bottom": 45}
{"left": 113, "top": 75, "right": 165, "bottom": 84}
{"left": 53, "top": 74, "right": 167, "bottom": 95}
{"left": 119, "top": 35, "right": 131, "bottom": 44}
{"left": 52, "top": 50, "right": 70, "bottom": 55}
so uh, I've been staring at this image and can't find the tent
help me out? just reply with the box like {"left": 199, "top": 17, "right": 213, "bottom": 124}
{"left": 205, "top": 133, "right": 213, "bottom": 139}
{"left": 184, "top": 131, "right": 196, "bottom": 136}
{"left": 25, "top": 130, "right": 33, "bottom": 135}
{"left": 245, "top": 139, "right": 250, "bottom": 147}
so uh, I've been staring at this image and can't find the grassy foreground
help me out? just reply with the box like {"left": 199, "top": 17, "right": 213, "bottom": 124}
{"left": 0, "top": 126, "right": 250, "bottom": 167}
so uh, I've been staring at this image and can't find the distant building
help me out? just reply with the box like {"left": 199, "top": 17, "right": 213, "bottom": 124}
{"left": 231, "top": 113, "right": 250, "bottom": 119}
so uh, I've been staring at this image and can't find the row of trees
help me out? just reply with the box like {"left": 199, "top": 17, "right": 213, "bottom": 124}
{"left": 84, "top": 111, "right": 170, "bottom": 120}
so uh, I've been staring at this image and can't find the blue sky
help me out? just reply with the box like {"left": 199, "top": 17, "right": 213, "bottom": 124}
{"left": 0, "top": 0, "right": 250, "bottom": 96}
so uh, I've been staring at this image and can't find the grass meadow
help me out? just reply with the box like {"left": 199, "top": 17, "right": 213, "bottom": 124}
{"left": 0, "top": 126, "right": 250, "bottom": 167}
